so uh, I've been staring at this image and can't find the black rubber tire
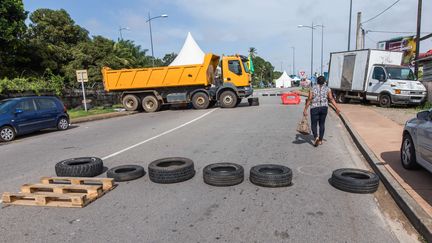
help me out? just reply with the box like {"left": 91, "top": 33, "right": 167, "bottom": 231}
{"left": 107, "top": 165, "right": 145, "bottom": 182}
{"left": 400, "top": 134, "right": 420, "bottom": 170}
{"left": 57, "top": 117, "right": 69, "bottom": 130}
{"left": 379, "top": 94, "right": 391, "bottom": 108}
{"left": 329, "top": 168, "right": 379, "bottom": 194}
{"left": 248, "top": 97, "right": 259, "bottom": 106}
{"left": 250, "top": 164, "right": 292, "bottom": 187}
{"left": 235, "top": 98, "right": 242, "bottom": 106}
{"left": 55, "top": 157, "right": 104, "bottom": 177}
{"left": 219, "top": 91, "right": 238, "bottom": 108}
{"left": 148, "top": 157, "right": 195, "bottom": 184}
{"left": 336, "top": 92, "right": 350, "bottom": 104}
{"left": 203, "top": 163, "right": 244, "bottom": 187}
{"left": 262, "top": 94, "right": 269, "bottom": 96}
{"left": 142, "top": 95, "right": 161, "bottom": 113}
{"left": 191, "top": 92, "right": 210, "bottom": 109}
{"left": 0, "top": 126, "right": 16, "bottom": 142}
{"left": 123, "top": 94, "right": 141, "bottom": 111}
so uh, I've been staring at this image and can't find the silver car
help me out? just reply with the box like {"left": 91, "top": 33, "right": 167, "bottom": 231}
{"left": 401, "top": 109, "right": 432, "bottom": 172}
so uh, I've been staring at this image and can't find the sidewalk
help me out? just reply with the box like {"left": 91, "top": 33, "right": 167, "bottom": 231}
{"left": 340, "top": 104, "right": 432, "bottom": 217}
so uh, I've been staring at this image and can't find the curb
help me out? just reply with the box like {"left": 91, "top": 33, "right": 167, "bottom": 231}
{"left": 334, "top": 107, "right": 432, "bottom": 241}
{"left": 70, "top": 111, "right": 138, "bottom": 124}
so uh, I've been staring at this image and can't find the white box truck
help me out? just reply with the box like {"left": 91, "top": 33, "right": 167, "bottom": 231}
{"left": 328, "top": 49, "right": 427, "bottom": 107}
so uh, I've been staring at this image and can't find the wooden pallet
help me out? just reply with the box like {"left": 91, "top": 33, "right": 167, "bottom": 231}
{"left": 2, "top": 177, "right": 115, "bottom": 208}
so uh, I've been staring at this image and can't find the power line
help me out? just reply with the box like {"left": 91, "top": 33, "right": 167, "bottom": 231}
{"left": 362, "top": 0, "right": 400, "bottom": 24}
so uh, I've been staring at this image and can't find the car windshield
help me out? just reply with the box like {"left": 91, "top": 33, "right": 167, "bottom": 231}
{"left": 0, "top": 100, "right": 14, "bottom": 114}
{"left": 386, "top": 67, "right": 416, "bottom": 81}
{"left": 242, "top": 60, "right": 250, "bottom": 73}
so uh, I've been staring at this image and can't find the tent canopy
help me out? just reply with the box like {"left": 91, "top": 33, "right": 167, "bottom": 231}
{"left": 275, "top": 71, "right": 293, "bottom": 88}
{"left": 169, "top": 32, "right": 205, "bottom": 66}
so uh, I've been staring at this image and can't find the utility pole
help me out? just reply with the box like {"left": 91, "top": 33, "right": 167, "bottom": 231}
{"left": 291, "top": 47, "right": 296, "bottom": 76}
{"left": 414, "top": 0, "right": 422, "bottom": 77}
{"left": 348, "top": 0, "right": 353, "bottom": 51}
{"left": 356, "top": 12, "right": 364, "bottom": 50}
{"left": 311, "top": 21, "right": 314, "bottom": 77}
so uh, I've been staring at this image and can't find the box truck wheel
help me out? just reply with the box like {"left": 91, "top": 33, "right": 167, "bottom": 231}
{"left": 142, "top": 95, "right": 161, "bottom": 112}
{"left": 122, "top": 94, "right": 141, "bottom": 111}
{"left": 336, "top": 92, "right": 350, "bottom": 104}
{"left": 191, "top": 92, "right": 210, "bottom": 109}
{"left": 379, "top": 94, "right": 391, "bottom": 108}
{"left": 219, "top": 90, "right": 238, "bottom": 108}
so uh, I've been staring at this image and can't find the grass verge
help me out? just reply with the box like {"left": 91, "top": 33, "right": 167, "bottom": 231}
{"left": 68, "top": 104, "right": 122, "bottom": 119}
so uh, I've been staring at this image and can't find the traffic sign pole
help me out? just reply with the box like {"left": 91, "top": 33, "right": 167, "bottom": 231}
{"left": 76, "top": 70, "right": 89, "bottom": 112}
{"left": 81, "top": 73, "right": 87, "bottom": 112}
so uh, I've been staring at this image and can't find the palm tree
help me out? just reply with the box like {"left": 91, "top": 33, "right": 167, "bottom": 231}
{"left": 248, "top": 47, "right": 257, "bottom": 58}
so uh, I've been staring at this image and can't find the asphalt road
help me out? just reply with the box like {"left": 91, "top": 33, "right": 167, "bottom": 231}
{"left": 0, "top": 93, "right": 418, "bottom": 242}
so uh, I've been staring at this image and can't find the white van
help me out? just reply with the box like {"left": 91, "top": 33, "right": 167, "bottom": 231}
{"left": 328, "top": 49, "right": 427, "bottom": 107}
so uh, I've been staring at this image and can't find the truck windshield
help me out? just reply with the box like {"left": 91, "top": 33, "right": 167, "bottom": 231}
{"left": 242, "top": 60, "right": 250, "bottom": 73}
{"left": 0, "top": 100, "right": 14, "bottom": 115}
{"left": 386, "top": 67, "right": 416, "bottom": 81}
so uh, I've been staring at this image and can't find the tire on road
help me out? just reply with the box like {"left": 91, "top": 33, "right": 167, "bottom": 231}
{"left": 0, "top": 126, "right": 16, "bottom": 142}
{"left": 191, "top": 92, "right": 210, "bottom": 109}
{"left": 235, "top": 98, "right": 242, "bottom": 106}
{"left": 57, "top": 116, "right": 69, "bottom": 130}
{"left": 203, "top": 163, "right": 244, "bottom": 186}
{"left": 55, "top": 157, "right": 104, "bottom": 177}
{"left": 122, "top": 94, "right": 141, "bottom": 111}
{"left": 400, "top": 133, "right": 419, "bottom": 170}
{"left": 329, "top": 168, "right": 379, "bottom": 194}
{"left": 379, "top": 94, "right": 391, "bottom": 108}
{"left": 250, "top": 164, "right": 292, "bottom": 187}
{"left": 219, "top": 90, "right": 238, "bottom": 108}
{"left": 248, "top": 97, "right": 259, "bottom": 106}
{"left": 142, "top": 95, "right": 161, "bottom": 113}
{"left": 107, "top": 165, "right": 146, "bottom": 182}
{"left": 148, "top": 157, "right": 195, "bottom": 184}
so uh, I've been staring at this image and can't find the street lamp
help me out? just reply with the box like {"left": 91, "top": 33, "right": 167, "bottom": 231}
{"left": 298, "top": 23, "right": 316, "bottom": 78}
{"left": 315, "top": 24, "right": 325, "bottom": 75}
{"left": 119, "top": 26, "right": 130, "bottom": 40}
{"left": 291, "top": 46, "right": 296, "bottom": 76}
{"left": 146, "top": 13, "right": 168, "bottom": 66}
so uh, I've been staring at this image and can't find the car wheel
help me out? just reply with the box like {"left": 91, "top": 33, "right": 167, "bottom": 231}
{"left": 329, "top": 168, "right": 379, "bottom": 194}
{"left": 203, "top": 163, "right": 244, "bottom": 186}
{"left": 250, "top": 164, "right": 293, "bottom": 187}
{"left": 401, "top": 134, "right": 419, "bottom": 169}
{"left": 57, "top": 117, "right": 69, "bottom": 130}
{"left": 0, "top": 126, "right": 16, "bottom": 142}
{"left": 379, "top": 94, "right": 391, "bottom": 108}
{"left": 148, "top": 157, "right": 195, "bottom": 184}
{"left": 107, "top": 165, "right": 146, "bottom": 182}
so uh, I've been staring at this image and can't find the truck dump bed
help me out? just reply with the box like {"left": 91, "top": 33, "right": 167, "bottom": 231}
{"left": 102, "top": 53, "right": 219, "bottom": 92}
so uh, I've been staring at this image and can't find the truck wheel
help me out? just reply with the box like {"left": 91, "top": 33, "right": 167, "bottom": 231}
{"left": 235, "top": 98, "right": 242, "bottom": 106}
{"left": 336, "top": 93, "right": 350, "bottom": 103}
{"left": 142, "top": 95, "right": 161, "bottom": 112}
{"left": 208, "top": 100, "right": 217, "bottom": 108}
{"left": 191, "top": 92, "right": 210, "bottom": 109}
{"left": 122, "top": 94, "right": 141, "bottom": 111}
{"left": 379, "top": 94, "right": 391, "bottom": 108}
{"left": 219, "top": 90, "right": 238, "bottom": 108}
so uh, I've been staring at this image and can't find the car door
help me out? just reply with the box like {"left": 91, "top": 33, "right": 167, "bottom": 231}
{"left": 14, "top": 98, "right": 40, "bottom": 133}
{"left": 35, "top": 98, "right": 58, "bottom": 129}
{"left": 366, "top": 66, "right": 386, "bottom": 101}
{"left": 418, "top": 111, "right": 432, "bottom": 163}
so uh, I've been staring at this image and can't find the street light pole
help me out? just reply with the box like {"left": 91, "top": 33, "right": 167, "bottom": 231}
{"left": 291, "top": 46, "right": 295, "bottom": 76}
{"left": 315, "top": 25, "right": 324, "bottom": 75}
{"left": 119, "top": 26, "right": 130, "bottom": 40}
{"left": 298, "top": 23, "right": 317, "bottom": 78}
{"left": 348, "top": 0, "right": 353, "bottom": 50}
{"left": 146, "top": 13, "right": 168, "bottom": 67}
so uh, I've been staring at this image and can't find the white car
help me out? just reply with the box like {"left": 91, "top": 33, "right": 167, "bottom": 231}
{"left": 401, "top": 109, "right": 432, "bottom": 172}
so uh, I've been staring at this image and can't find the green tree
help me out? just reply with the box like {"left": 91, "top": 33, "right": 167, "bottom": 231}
{"left": 0, "top": 0, "right": 28, "bottom": 78}
{"left": 162, "top": 52, "right": 177, "bottom": 66}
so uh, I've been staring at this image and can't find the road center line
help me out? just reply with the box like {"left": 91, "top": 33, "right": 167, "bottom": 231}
{"left": 102, "top": 109, "right": 217, "bottom": 160}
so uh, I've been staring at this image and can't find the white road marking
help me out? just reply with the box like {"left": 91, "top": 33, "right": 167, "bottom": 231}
{"left": 102, "top": 109, "right": 217, "bottom": 160}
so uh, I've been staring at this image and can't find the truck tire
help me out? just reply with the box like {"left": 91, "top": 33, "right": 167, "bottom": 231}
{"left": 107, "top": 165, "right": 146, "bottom": 182}
{"left": 379, "top": 94, "right": 391, "bottom": 108}
{"left": 250, "top": 164, "right": 292, "bottom": 187}
{"left": 203, "top": 163, "right": 244, "bottom": 186}
{"left": 401, "top": 133, "right": 420, "bottom": 169}
{"left": 191, "top": 92, "right": 210, "bottom": 109}
{"left": 123, "top": 94, "right": 141, "bottom": 111}
{"left": 336, "top": 92, "right": 350, "bottom": 104}
{"left": 142, "top": 95, "right": 161, "bottom": 113}
{"left": 219, "top": 90, "right": 238, "bottom": 108}
{"left": 248, "top": 97, "right": 259, "bottom": 106}
{"left": 208, "top": 100, "right": 217, "bottom": 108}
{"left": 148, "top": 157, "right": 195, "bottom": 184}
{"left": 236, "top": 98, "right": 242, "bottom": 106}
{"left": 329, "top": 168, "right": 379, "bottom": 194}
{"left": 55, "top": 157, "right": 104, "bottom": 177}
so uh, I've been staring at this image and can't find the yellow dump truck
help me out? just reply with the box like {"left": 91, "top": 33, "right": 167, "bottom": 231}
{"left": 102, "top": 53, "right": 252, "bottom": 112}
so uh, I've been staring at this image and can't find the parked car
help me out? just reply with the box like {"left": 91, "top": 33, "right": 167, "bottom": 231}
{"left": 0, "top": 96, "right": 69, "bottom": 142}
{"left": 401, "top": 109, "right": 432, "bottom": 172}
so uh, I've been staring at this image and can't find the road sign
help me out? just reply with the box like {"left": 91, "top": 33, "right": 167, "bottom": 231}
{"left": 76, "top": 70, "right": 88, "bottom": 112}
{"left": 76, "top": 70, "right": 89, "bottom": 82}
{"left": 299, "top": 71, "right": 306, "bottom": 79}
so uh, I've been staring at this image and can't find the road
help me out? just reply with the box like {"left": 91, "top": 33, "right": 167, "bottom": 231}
{"left": 0, "top": 92, "right": 419, "bottom": 242}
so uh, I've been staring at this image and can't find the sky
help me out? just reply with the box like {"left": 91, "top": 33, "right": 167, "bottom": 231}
{"left": 23, "top": 0, "right": 432, "bottom": 76}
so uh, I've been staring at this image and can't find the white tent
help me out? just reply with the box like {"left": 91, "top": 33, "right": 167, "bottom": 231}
{"left": 169, "top": 32, "right": 205, "bottom": 66}
{"left": 275, "top": 71, "right": 293, "bottom": 88}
